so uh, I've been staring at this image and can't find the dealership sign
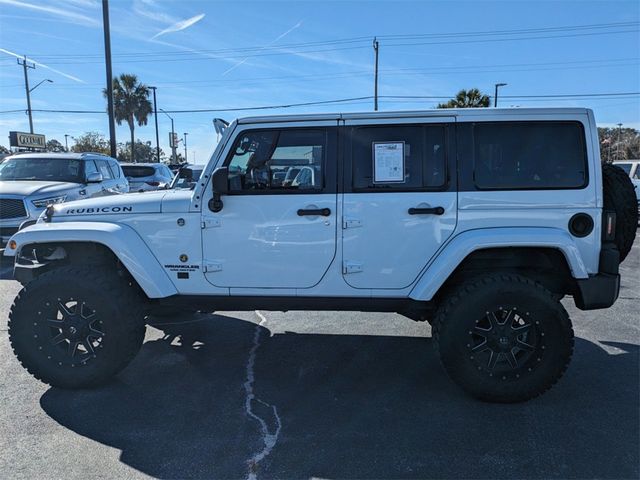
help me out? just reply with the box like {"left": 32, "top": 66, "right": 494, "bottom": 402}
{"left": 9, "top": 131, "right": 46, "bottom": 149}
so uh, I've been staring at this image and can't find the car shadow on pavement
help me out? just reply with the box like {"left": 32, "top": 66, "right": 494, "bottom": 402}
{"left": 40, "top": 314, "right": 639, "bottom": 480}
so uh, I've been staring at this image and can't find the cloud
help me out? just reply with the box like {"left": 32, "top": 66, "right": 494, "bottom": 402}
{"left": 0, "top": 48, "right": 85, "bottom": 83}
{"left": 0, "top": 0, "right": 99, "bottom": 26}
{"left": 222, "top": 20, "right": 303, "bottom": 76}
{"left": 152, "top": 13, "right": 206, "bottom": 39}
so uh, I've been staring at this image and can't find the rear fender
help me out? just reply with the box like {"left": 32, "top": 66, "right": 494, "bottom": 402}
{"left": 409, "top": 227, "right": 589, "bottom": 301}
{"left": 4, "top": 222, "right": 178, "bottom": 298}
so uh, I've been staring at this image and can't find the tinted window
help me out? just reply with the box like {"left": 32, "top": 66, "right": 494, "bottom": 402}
{"left": 96, "top": 160, "right": 113, "bottom": 180}
{"left": 352, "top": 125, "right": 446, "bottom": 190}
{"left": 0, "top": 157, "right": 84, "bottom": 183}
{"left": 122, "top": 166, "right": 156, "bottom": 177}
{"left": 227, "top": 129, "right": 325, "bottom": 192}
{"left": 615, "top": 163, "right": 632, "bottom": 175}
{"left": 473, "top": 122, "right": 587, "bottom": 189}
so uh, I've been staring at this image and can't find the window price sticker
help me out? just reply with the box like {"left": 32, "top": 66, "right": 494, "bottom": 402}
{"left": 373, "top": 141, "right": 405, "bottom": 183}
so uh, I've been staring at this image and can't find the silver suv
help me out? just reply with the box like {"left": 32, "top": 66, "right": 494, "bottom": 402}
{"left": 0, "top": 152, "right": 127, "bottom": 245}
{"left": 121, "top": 163, "right": 174, "bottom": 192}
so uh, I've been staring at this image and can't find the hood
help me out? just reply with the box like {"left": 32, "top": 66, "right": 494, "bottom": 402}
{"left": 51, "top": 190, "right": 167, "bottom": 219}
{"left": 0, "top": 181, "right": 79, "bottom": 197}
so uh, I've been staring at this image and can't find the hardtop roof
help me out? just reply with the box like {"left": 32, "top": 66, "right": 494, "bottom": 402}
{"left": 237, "top": 107, "right": 592, "bottom": 124}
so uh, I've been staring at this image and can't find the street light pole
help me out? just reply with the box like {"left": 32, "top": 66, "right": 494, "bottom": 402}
{"left": 160, "top": 109, "right": 177, "bottom": 164}
{"left": 373, "top": 37, "right": 379, "bottom": 111}
{"left": 149, "top": 86, "right": 161, "bottom": 162}
{"left": 64, "top": 134, "right": 70, "bottom": 152}
{"left": 494, "top": 83, "right": 507, "bottom": 107}
{"left": 183, "top": 132, "right": 188, "bottom": 161}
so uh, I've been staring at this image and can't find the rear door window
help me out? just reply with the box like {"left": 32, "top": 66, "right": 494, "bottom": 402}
{"left": 351, "top": 125, "right": 447, "bottom": 190}
{"left": 473, "top": 122, "right": 587, "bottom": 189}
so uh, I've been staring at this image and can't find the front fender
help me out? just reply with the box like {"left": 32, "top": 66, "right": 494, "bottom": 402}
{"left": 4, "top": 222, "right": 178, "bottom": 299}
{"left": 409, "top": 227, "right": 589, "bottom": 301}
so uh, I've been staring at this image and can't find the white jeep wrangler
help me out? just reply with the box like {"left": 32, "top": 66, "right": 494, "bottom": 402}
{"left": 4, "top": 108, "right": 637, "bottom": 403}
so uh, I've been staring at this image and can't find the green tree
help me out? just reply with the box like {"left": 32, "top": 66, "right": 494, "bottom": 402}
{"left": 71, "top": 132, "right": 111, "bottom": 155}
{"left": 117, "top": 140, "right": 164, "bottom": 163}
{"left": 104, "top": 74, "right": 152, "bottom": 163}
{"left": 437, "top": 88, "right": 490, "bottom": 108}
{"left": 46, "top": 139, "right": 66, "bottom": 152}
{"left": 0, "top": 145, "right": 10, "bottom": 154}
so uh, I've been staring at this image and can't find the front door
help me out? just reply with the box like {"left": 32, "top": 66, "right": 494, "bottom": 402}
{"left": 342, "top": 118, "right": 457, "bottom": 289}
{"left": 202, "top": 126, "right": 338, "bottom": 289}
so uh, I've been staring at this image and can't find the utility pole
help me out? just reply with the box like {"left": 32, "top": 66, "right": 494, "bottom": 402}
{"left": 617, "top": 123, "right": 623, "bottom": 160}
{"left": 373, "top": 37, "right": 379, "bottom": 111}
{"left": 183, "top": 132, "right": 188, "bottom": 161}
{"left": 64, "top": 134, "right": 70, "bottom": 151}
{"left": 18, "top": 56, "right": 35, "bottom": 133}
{"left": 149, "top": 86, "right": 161, "bottom": 162}
{"left": 494, "top": 83, "right": 507, "bottom": 107}
{"left": 102, "top": 0, "right": 117, "bottom": 158}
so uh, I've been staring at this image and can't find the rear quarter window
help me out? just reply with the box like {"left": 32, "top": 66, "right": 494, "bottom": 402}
{"left": 473, "top": 121, "right": 588, "bottom": 190}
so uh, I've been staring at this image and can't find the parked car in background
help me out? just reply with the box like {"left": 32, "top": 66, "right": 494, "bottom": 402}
{"left": 169, "top": 164, "right": 203, "bottom": 190}
{"left": 613, "top": 160, "right": 640, "bottom": 203}
{"left": 121, "top": 163, "right": 174, "bottom": 192}
{"left": 0, "top": 152, "right": 127, "bottom": 246}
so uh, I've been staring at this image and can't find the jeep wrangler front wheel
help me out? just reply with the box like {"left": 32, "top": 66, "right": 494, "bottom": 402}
{"left": 433, "top": 274, "right": 574, "bottom": 403}
{"left": 8, "top": 266, "right": 146, "bottom": 389}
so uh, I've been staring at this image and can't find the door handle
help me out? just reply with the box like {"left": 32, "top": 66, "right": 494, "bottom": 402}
{"left": 408, "top": 206, "right": 445, "bottom": 215}
{"left": 297, "top": 208, "right": 331, "bottom": 217}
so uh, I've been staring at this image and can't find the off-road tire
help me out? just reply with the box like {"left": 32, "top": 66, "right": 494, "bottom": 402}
{"left": 8, "top": 266, "right": 146, "bottom": 389}
{"left": 602, "top": 163, "right": 638, "bottom": 262}
{"left": 433, "top": 274, "right": 574, "bottom": 403}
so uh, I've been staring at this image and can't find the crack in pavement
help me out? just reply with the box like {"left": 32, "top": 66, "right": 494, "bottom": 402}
{"left": 244, "top": 310, "right": 282, "bottom": 480}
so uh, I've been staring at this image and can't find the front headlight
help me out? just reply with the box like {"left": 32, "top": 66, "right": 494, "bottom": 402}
{"left": 31, "top": 195, "right": 67, "bottom": 208}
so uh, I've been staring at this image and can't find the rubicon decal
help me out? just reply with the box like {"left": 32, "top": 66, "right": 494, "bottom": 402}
{"left": 65, "top": 206, "right": 134, "bottom": 214}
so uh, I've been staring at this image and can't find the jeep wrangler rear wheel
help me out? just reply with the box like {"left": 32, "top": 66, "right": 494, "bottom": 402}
{"left": 8, "top": 266, "right": 146, "bottom": 389}
{"left": 433, "top": 274, "right": 574, "bottom": 403}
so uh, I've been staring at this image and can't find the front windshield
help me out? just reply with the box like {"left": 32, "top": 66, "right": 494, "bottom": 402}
{"left": 0, "top": 157, "right": 84, "bottom": 183}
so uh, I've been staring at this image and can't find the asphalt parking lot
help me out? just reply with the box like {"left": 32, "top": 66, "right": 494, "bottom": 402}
{"left": 0, "top": 243, "right": 638, "bottom": 480}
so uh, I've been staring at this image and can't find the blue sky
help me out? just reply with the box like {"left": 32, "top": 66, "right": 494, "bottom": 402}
{"left": 0, "top": 0, "right": 639, "bottom": 163}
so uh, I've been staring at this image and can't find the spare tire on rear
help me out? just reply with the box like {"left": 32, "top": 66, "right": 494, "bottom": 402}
{"left": 602, "top": 163, "right": 638, "bottom": 262}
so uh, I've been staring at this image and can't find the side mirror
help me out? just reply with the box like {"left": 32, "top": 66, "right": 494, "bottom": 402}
{"left": 209, "top": 167, "right": 228, "bottom": 212}
{"left": 212, "top": 167, "right": 229, "bottom": 194}
{"left": 86, "top": 172, "right": 103, "bottom": 183}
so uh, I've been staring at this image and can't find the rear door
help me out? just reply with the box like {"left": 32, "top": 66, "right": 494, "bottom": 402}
{"left": 342, "top": 117, "right": 457, "bottom": 289}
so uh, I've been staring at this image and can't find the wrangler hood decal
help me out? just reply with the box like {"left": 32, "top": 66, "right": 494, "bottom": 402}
{"left": 53, "top": 191, "right": 166, "bottom": 217}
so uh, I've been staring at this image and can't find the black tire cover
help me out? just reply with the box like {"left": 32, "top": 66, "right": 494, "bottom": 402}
{"left": 602, "top": 163, "right": 638, "bottom": 262}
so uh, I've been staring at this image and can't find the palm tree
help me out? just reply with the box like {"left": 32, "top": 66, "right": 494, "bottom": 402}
{"left": 103, "top": 74, "right": 152, "bottom": 162}
{"left": 437, "top": 88, "right": 490, "bottom": 108}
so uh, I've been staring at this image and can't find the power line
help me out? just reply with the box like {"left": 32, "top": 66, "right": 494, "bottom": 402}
{"left": 1, "top": 92, "right": 637, "bottom": 115}
{"left": 21, "top": 21, "right": 638, "bottom": 61}
{"left": 13, "top": 22, "right": 638, "bottom": 66}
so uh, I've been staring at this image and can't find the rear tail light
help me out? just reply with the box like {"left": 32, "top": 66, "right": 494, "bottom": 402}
{"left": 146, "top": 181, "right": 160, "bottom": 187}
{"left": 604, "top": 211, "right": 616, "bottom": 241}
